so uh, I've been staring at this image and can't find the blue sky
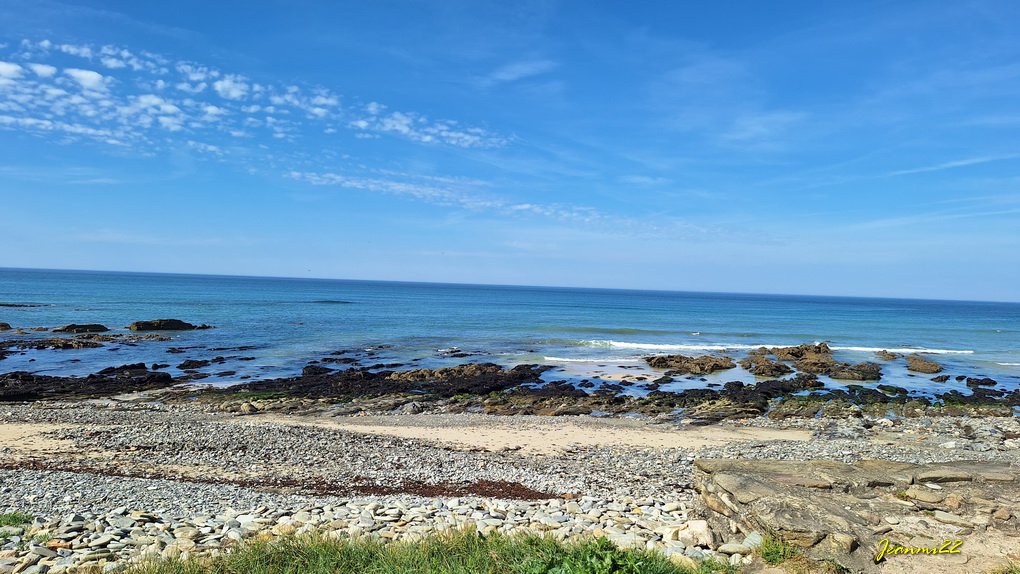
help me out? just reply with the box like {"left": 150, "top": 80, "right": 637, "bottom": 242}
{"left": 1, "top": 0, "right": 1019, "bottom": 301}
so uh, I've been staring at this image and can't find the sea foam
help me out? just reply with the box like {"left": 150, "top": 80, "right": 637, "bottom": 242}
{"left": 577, "top": 340, "right": 974, "bottom": 355}
{"left": 827, "top": 346, "right": 973, "bottom": 355}
{"left": 543, "top": 356, "right": 641, "bottom": 363}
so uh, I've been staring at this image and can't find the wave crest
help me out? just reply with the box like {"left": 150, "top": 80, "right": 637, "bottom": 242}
{"left": 573, "top": 340, "right": 974, "bottom": 355}
{"left": 543, "top": 356, "right": 642, "bottom": 363}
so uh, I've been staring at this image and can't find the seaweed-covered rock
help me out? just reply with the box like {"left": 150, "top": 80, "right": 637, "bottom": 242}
{"left": 302, "top": 364, "right": 333, "bottom": 377}
{"left": 231, "top": 363, "right": 551, "bottom": 400}
{"left": 739, "top": 354, "right": 793, "bottom": 377}
{"left": 684, "top": 399, "right": 763, "bottom": 424}
{"left": 128, "top": 319, "right": 212, "bottom": 331}
{"left": 644, "top": 354, "right": 735, "bottom": 374}
{"left": 9, "top": 337, "right": 105, "bottom": 350}
{"left": 0, "top": 365, "right": 173, "bottom": 401}
{"left": 53, "top": 323, "right": 109, "bottom": 333}
{"left": 965, "top": 377, "right": 997, "bottom": 389}
{"left": 905, "top": 354, "right": 943, "bottom": 374}
{"left": 828, "top": 362, "right": 882, "bottom": 381}
{"left": 178, "top": 359, "right": 212, "bottom": 370}
{"left": 0, "top": 322, "right": 11, "bottom": 331}
{"left": 769, "top": 343, "right": 832, "bottom": 361}
{"left": 875, "top": 350, "right": 901, "bottom": 361}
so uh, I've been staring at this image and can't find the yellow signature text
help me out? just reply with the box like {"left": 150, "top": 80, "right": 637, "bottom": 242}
{"left": 875, "top": 538, "right": 963, "bottom": 562}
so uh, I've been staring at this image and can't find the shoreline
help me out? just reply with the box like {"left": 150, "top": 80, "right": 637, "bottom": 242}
{"left": 2, "top": 334, "right": 1018, "bottom": 422}
{"left": 2, "top": 333, "right": 1020, "bottom": 572}
{"left": 1, "top": 399, "right": 1019, "bottom": 573}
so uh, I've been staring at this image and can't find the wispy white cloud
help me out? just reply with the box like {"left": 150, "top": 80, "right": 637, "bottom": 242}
{"left": 57, "top": 43, "right": 92, "bottom": 58}
{"left": 719, "top": 111, "right": 806, "bottom": 146}
{"left": 618, "top": 174, "right": 671, "bottom": 186}
{"left": 212, "top": 74, "right": 249, "bottom": 100}
{"left": 64, "top": 67, "right": 108, "bottom": 91}
{"left": 886, "top": 154, "right": 1020, "bottom": 176}
{"left": 1, "top": 38, "right": 505, "bottom": 151}
{"left": 76, "top": 229, "right": 238, "bottom": 247}
{"left": 479, "top": 59, "right": 557, "bottom": 87}
{"left": 349, "top": 104, "right": 507, "bottom": 148}
{"left": 288, "top": 168, "right": 655, "bottom": 229}
{"left": 848, "top": 207, "right": 1020, "bottom": 230}
{"left": 186, "top": 140, "right": 222, "bottom": 155}
{"left": 27, "top": 63, "right": 56, "bottom": 77}
{"left": 0, "top": 114, "right": 123, "bottom": 144}
{"left": 0, "top": 61, "right": 23, "bottom": 78}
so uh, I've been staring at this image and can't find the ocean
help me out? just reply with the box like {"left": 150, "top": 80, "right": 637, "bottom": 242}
{"left": 1, "top": 267, "right": 1018, "bottom": 397}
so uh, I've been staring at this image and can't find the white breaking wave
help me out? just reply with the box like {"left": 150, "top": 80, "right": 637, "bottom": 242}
{"left": 997, "top": 362, "right": 1020, "bottom": 366}
{"left": 577, "top": 340, "right": 975, "bottom": 355}
{"left": 828, "top": 346, "right": 973, "bottom": 355}
{"left": 543, "top": 356, "right": 642, "bottom": 363}
{"left": 583, "top": 340, "right": 779, "bottom": 351}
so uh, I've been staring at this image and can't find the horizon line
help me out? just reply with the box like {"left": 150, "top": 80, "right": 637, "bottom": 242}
{"left": 1, "top": 265, "right": 1017, "bottom": 306}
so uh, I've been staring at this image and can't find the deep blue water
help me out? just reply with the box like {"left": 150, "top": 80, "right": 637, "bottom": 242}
{"left": 1, "top": 268, "right": 1018, "bottom": 396}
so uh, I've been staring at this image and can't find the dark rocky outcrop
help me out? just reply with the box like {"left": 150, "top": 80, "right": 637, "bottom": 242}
{"left": 874, "top": 350, "right": 901, "bottom": 361}
{"left": 769, "top": 342, "right": 832, "bottom": 361}
{"left": 1, "top": 337, "right": 104, "bottom": 351}
{"left": 53, "top": 323, "right": 109, "bottom": 334}
{"left": 0, "top": 364, "right": 174, "bottom": 401}
{"left": 966, "top": 377, "right": 997, "bottom": 388}
{"left": 177, "top": 359, "right": 212, "bottom": 370}
{"left": 229, "top": 362, "right": 551, "bottom": 400}
{"left": 302, "top": 364, "right": 333, "bottom": 377}
{"left": 827, "top": 361, "right": 882, "bottom": 381}
{"left": 738, "top": 353, "right": 793, "bottom": 377}
{"left": 644, "top": 354, "right": 735, "bottom": 374}
{"left": 128, "top": 319, "right": 212, "bottom": 331}
{"left": 905, "top": 354, "right": 943, "bottom": 374}
{"left": 763, "top": 343, "right": 881, "bottom": 380}
{"left": 939, "top": 387, "right": 1019, "bottom": 407}
{"left": 931, "top": 374, "right": 950, "bottom": 383}
{"left": 0, "top": 322, "right": 11, "bottom": 331}
{"left": 794, "top": 354, "right": 882, "bottom": 381}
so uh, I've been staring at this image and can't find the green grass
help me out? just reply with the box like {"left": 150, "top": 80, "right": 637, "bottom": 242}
{"left": 756, "top": 536, "right": 799, "bottom": 566}
{"left": 0, "top": 512, "right": 32, "bottom": 527}
{"left": 125, "top": 529, "right": 740, "bottom": 574}
{"left": 988, "top": 563, "right": 1020, "bottom": 574}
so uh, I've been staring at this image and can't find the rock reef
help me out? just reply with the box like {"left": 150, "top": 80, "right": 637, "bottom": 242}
{"left": 644, "top": 354, "right": 735, "bottom": 374}
{"left": 127, "top": 319, "right": 212, "bottom": 331}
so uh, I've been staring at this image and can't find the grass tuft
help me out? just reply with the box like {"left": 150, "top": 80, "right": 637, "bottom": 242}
{"left": 756, "top": 535, "right": 799, "bottom": 565}
{"left": 989, "top": 563, "right": 1020, "bottom": 574}
{"left": 124, "top": 529, "right": 730, "bottom": 574}
{"left": 0, "top": 513, "right": 33, "bottom": 527}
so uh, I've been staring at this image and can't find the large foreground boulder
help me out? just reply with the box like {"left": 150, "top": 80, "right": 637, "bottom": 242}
{"left": 694, "top": 458, "right": 1020, "bottom": 573}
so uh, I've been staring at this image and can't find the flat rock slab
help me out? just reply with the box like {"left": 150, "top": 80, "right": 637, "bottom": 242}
{"left": 694, "top": 459, "right": 1020, "bottom": 573}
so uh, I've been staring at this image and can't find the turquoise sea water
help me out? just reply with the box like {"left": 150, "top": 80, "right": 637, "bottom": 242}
{"left": 1, "top": 268, "right": 1018, "bottom": 396}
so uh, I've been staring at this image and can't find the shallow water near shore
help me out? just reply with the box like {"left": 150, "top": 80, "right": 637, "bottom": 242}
{"left": 1, "top": 267, "right": 1019, "bottom": 396}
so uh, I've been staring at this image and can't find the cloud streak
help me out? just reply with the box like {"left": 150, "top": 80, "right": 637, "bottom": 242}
{"left": 0, "top": 39, "right": 507, "bottom": 150}
{"left": 479, "top": 59, "right": 558, "bottom": 87}
{"left": 886, "top": 154, "right": 1020, "bottom": 177}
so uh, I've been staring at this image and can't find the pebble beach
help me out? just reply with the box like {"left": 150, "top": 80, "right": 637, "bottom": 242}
{"left": 2, "top": 397, "right": 1019, "bottom": 573}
